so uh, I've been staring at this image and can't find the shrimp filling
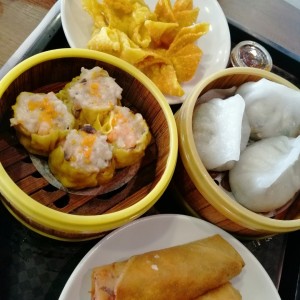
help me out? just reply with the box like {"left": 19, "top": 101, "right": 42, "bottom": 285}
{"left": 107, "top": 106, "right": 147, "bottom": 149}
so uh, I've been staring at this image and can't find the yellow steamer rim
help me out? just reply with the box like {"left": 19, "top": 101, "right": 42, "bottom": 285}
{"left": 176, "top": 67, "right": 300, "bottom": 234}
{"left": 0, "top": 48, "right": 178, "bottom": 240}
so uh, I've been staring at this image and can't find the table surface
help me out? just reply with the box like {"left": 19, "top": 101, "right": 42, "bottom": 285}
{"left": 218, "top": 0, "right": 300, "bottom": 62}
{"left": 0, "top": 0, "right": 56, "bottom": 67}
{"left": 0, "top": 1, "right": 300, "bottom": 300}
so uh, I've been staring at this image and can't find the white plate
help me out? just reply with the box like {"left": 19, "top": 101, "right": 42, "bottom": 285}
{"left": 59, "top": 214, "right": 280, "bottom": 300}
{"left": 61, "top": 0, "right": 231, "bottom": 104}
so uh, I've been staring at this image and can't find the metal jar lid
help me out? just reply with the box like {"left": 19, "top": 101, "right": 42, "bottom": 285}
{"left": 230, "top": 40, "right": 273, "bottom": 71}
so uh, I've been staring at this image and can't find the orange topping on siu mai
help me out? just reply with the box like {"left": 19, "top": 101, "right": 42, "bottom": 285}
{"left": 80, "top": 131, "right": 97, "bottom": 161}
{"left": 28, "top": 96, "right": 58, "bottom": 126}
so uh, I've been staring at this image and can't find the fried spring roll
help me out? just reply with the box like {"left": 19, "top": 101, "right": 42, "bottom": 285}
{"left": 91, "top": 234, "right": 244, "bottom": 300}
{"left": 196, "top": 282, "right": 242, "bottom": 300}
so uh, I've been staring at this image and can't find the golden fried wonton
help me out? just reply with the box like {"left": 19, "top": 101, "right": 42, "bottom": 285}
{"left": 170, "top": 43, "right": 202, "bottom": 82}
{"left": 174, "top": 8, "right": 199, "bottom": 27}
{"left": 142, "top": 63, "right": 185, "bottom": 96}
{"left": 82, "top": 0, "right": 209, "bottom": 98}
{"left": 173, "top": 0, "right": 194, "bottom": 11}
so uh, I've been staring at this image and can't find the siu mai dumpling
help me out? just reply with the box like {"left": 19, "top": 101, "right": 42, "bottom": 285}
{"left": 10, "top": 91, "right": 75, "bottom": 156}
{"left": 48, "top": 126, "right": 115, "bottom": 189}
{"left": 58, "top": 66, "right": 123, "bottom": 127}
{"left": 236, "top": 78, "right": 300, "bottom": 140}
{"left": 100, "top": 106, "right": 152, "bottom": 169}
{"left": 229, "top": 135, "right": 300, "bottom": 213}
{"left": 192, "top": 94, "right": 250, "bottom": 171}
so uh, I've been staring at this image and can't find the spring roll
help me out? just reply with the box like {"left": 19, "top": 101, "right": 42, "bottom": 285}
{"left": 196, "top": 282, "right": 241, "bottom": 300}
{"left": 91, "top": 234, "right": 244, "bottom": 300}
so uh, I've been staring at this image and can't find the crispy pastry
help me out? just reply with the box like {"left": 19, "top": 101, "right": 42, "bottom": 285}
{"left": 91, "top": 234, "right": 245, "bottom": 299}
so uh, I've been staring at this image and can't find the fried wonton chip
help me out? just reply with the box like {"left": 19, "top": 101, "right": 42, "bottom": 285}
{"left": 173, "top": 0, "right": 194, "bottom": 11}
{"left": 144, "top": 20, "right": 178, "bottom": 47}
{"left": 135, "top": 48, "right": 169, "bottom": 69}
{"left": 174, "top": 8, "right": 199, "bottom": 27}
{"left": 82, "top": 0, "right": 107, "bottom": 29}
{"left": 88, "top": 27, "right": 151, "bottom": 65}
{"left": 88, "top": 27, "right": 122, "bottom": 55}
{"left": 119, "top": 34, "right": 154, "bottom": 65}
{"left": 142, "top": 63, "right": 184, "bottom": 96}
{"left": 95, "top": 0, "right": 156, "bottom": 48}
{"left": 170, "top": 43, "right": 202, "bottom": 82}
{"left": 103, "top": 0, "right": 145, "bottom": 14}
{"left": 154, "top": 0, "right": 176, "bottom": 22}
{"left": 168, "top": 22, "right": 210, "bottom": 54}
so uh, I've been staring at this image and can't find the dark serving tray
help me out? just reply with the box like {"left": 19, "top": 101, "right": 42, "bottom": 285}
{"left": 0, "top": 21, "right": 299, "bottom": 300}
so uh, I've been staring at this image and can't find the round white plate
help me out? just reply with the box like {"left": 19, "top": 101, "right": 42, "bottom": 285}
{"left": 59, "top": 214, "right": 280, "bottom": 300}
{"left": 61, "top": 0, "right": 231, "bottom": 104}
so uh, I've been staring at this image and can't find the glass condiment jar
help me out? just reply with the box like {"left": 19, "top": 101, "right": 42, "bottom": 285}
{"left": 230, "top": 40, "right": 273, "bottom": 71}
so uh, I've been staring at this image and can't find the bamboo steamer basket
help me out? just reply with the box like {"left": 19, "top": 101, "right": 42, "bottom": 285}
{"left": 0, "top": 48, "right": 178, "bottom": 241}
{"left": 174, "top": 67, "right": 300, "bottom": 238}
